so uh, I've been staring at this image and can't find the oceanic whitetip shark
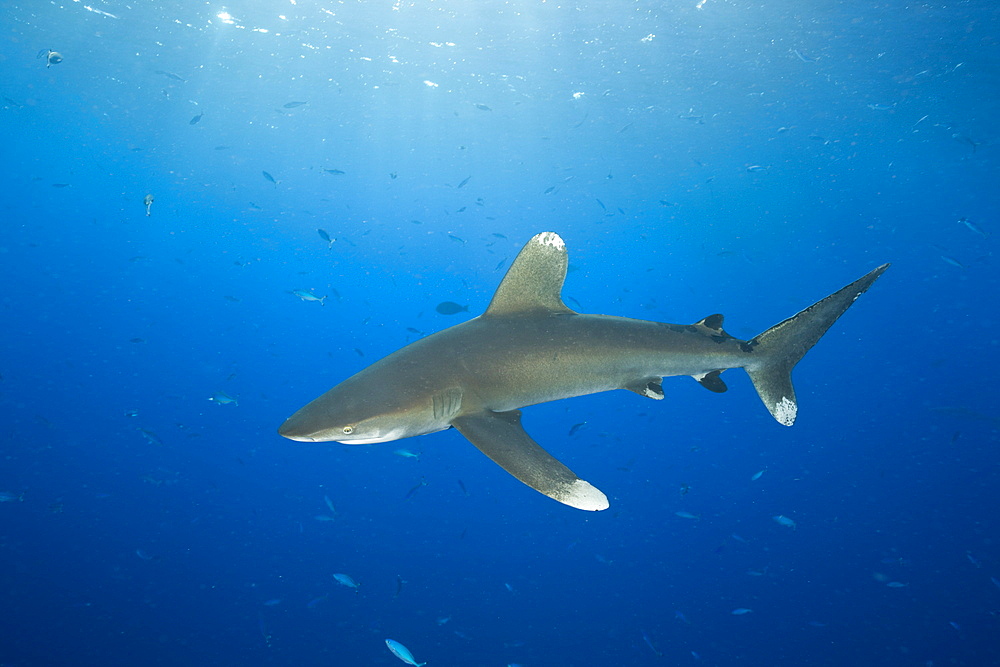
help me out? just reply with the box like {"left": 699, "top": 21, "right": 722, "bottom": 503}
{"left": 279, "top": 232, "right": 888, "bottom": 511}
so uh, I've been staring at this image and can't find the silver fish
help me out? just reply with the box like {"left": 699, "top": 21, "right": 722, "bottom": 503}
{"left": 292, "top": 290, "right": 326, "bottom": 305}
{"left": 385, "top": 639, "right": 426, "bottom": 666}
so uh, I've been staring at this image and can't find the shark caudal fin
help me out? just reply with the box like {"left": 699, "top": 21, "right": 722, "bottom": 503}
{"left": 746, "top": 264, "right": 889, "bottom": 426}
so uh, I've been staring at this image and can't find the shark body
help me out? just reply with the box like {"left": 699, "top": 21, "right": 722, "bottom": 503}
{"left": 279, "top": 232, "right": 888, "bottom": 511}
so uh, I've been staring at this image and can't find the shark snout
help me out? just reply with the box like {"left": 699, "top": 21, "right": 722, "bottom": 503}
{"left": 277, "top": 415, "right": 319, "bottom": 441}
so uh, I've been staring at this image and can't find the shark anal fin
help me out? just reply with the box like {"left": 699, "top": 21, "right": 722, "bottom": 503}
{"left": 693, "top": 370, "right": 728, "bottom": 393}
{"left": 625, "top": 378, "right": 664, "bottom": 400}
{"left": 452, "top": 410, "right": 609, "bottom": 511}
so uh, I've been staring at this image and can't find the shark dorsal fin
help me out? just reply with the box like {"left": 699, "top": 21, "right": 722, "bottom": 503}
{"left": 484, "top": 232, "right": 575, "bottom": 317}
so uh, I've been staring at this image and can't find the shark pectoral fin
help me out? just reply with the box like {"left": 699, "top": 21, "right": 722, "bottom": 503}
{"left": 693, "top": 370, "right": 728, "bottom": 393}
{"left": 625, "top": 378, "right": 664, "bottom": 400}
{"left": 452, "top": 410, "right": 610, "bottom": 511}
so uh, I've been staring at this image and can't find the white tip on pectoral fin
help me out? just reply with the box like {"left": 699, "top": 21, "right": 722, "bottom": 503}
{"left": 556, "top": 479, "right": 610, "bottom": 511}
{"left": 772, "top": 396, "right": 797, "bottom": 427}
{"left": 452, "top": 410, "right": 611, "bottom": 512}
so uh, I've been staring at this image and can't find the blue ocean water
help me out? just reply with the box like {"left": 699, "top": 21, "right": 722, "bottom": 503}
{"left": 2, "top": 1, "right": 998, "bottom": 665}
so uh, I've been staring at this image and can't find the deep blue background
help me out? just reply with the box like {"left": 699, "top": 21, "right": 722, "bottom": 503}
{"left": 1, "top": 1, "right": 998, "bottom": 665}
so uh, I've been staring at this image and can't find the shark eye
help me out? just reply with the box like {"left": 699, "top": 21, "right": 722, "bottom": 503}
{"left": 342, "top": 426, "right": 354, "bottom": 435}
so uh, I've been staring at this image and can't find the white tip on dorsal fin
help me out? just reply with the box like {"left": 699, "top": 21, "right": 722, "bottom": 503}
{"left": 484, "top": 232, "right": 575, "bottom": 317}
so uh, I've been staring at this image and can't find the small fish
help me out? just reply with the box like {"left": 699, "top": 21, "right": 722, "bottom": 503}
{"left": 886, "top": 581, "right": 908, "bottom": 588}
{"left": 385, "top": 639, "right": 426, "bottom": 666}
{"left": 940, "top": 255, "right": 965, "bottom": 269}
{"left": 952, "top": 133, "right": 981, "bottom": 153}
{"left": 283, "top": 101, "right": 307, "bottom": 108}
{"left": 595, "top": 198, "right": 606, "bottom": 211}
{"left": 492, "top": 233, "right": 507, "bottom": 239}
{"left": 958, "top": 217, "right": 989, "bottom": 239}
{"left": 129, "top": 337, "right": 145, "bottom": 344}
{"left": 306, "top": 595, "right": 328, "bottom": 608}
{"left": 314, "top": 514, "right": 336, "bottom": 522}
{"left": 262, "top": 598, "right": 282, "bottom": 606}
{"left": 867, "top": 103, "right": 895, "bottom": 111}
{"left": 138, "top": 428, "right": 163, "bottom": 446}
{"left": 155, "top": 70, "right": 185, "bottom": 82}
{"left": 641, "top": 630, "right": 663, "bottom": 657}
{"left": 135, "top": 549, "right": 154, "bottom": 560}
{"left": 37, "top": 49, "right": 63, "bottom": 67}
{"left": 731, "top": 608, "right": 753, "bottom": 615}
{"left": 394, "top": 449, "right": 420, "bottom": 460}
{"left": 262, "top": 171, "right": 278, "bottom": 186}
{"left": 209, "top": 391, "right": 238, "bottom": 406}
{"left": 317, "top": 228, "right": 335, "bottom": 248}
{"left": 751, "top": 469, "right": 766, "bottom": 481}
{"left": 143, "top": 194, "right": 154, "bottom": 216}
{"left": 333, "top": 573, "right": 359, "bottom": 592}
{"left": 0, "top": 491, "right": 24, "bottom": 502}
{"left": 404, "top": 478, "right": 427, "bottom": 500}
{"left": 990, "top": 576, "right": 1000, "bottom": 590}
{"left": 457, "top": 176, "right": 471, "bottom": 189}
{"left": 189, "top": 112, "right": 203, "bottom": 125}
{"left": 435, "top": 301, "right": 469, "bottom": 315}
{"left": 792, "top": 49, "right": 816, "bottom": 62}
{"left": 51, "top": 183, "right": 70, "bottom": 188}
{"left": 323, "top": 495, "right": 336, "bottom": 515}
{"left": 292, "top": 290, "right": 326, "bottom": 305}
{"left": 448, "top": 234, "right": 465, "bottom": 244}
{"left": 746, "top": 165, "right": 766, "bottom": 172}
{"left": 675, "top": 511, "right": 700, "bottom": 520}
{"left": 436, "top": 616, "right": 451, "bottom": 625}
{"left": 457, "top": 479, "right": 468, "bottom": 496}
{"left": 543, "top": 186, "right": 556, "bottom": 194}
{"left": 394, "top": 575, "right": 405, "bottom": 598}
{"left": 773, "top": 514, "right": 797, "bottom": 529}
{"left": 568, "top": 422, "right": 587, "bottom": 436}
{"left": 474, "top": 103, "right": 492, "bottom": 111}
{"left": 321, "top": 168, "right": 345, "bottom": 175}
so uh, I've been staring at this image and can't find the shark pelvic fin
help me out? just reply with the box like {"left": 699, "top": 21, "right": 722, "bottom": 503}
{"left": 484, "top": 232, "right": 575, "bottom": 317}
{"left": 452, "top": 409, "right": 609, "bottom": 511}
{"left": 625, "top": 378, "right": 665, "bottom": 400}
{"left": 747, "top": 263, "right": 890, "bottom": 426}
